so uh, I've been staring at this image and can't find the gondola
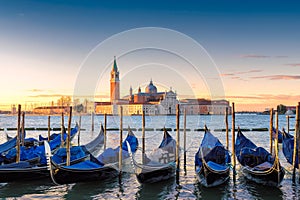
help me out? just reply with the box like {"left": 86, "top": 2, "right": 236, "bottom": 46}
{"left": 0, "top": 129, "right": 27, "bottom": 155}
{"left": 281, "top": 128, "right": 298, "bottom": 168}
{"left": 195, "top": 127, "right": 231, "bottom": 187}
{"left": 0, "top": 124, "right": 78, "bottom": 160}
{"left": 130, "top": 128, "right": 176, "bottom": 184}
{"left": 0, "top": 124, "right": 83, "bottom": 182}
{"left": 5, "top": 129, "right": 14, "bottom": 141}
{"left": 0, "top": 124, "right": 79, "bottom": 165}
{"left": 235, "top": 128, "right": 285, "bottom": 187}
{"left": 0, "top": 136, "right": 18, "bottom": 155}
{"left": 46, "top": 127, "right": 138, "bottom": 184}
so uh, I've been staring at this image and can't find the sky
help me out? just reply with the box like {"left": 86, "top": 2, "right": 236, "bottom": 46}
{"left": 0, "top": 0, "right": 299, "bottom": 111}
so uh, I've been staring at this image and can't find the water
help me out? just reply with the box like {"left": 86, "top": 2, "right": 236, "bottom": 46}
{"left": 0, "top": 114, "right": 299, "bottom": 199}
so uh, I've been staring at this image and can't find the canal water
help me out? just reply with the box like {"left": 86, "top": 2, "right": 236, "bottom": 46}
{"left": 0, "top": 114, "right": 299, "bottom": 199}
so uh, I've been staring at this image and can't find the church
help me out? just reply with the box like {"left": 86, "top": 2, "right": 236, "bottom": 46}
{"left": 95, "top": 57, "right": 179, "bottom": 115}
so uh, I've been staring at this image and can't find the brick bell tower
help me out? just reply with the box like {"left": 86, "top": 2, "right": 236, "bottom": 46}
{"left": 110, "top": 56, "right": 120, "bottom": 102}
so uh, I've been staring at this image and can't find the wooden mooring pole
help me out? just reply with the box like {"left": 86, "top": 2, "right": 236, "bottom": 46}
{"left": 47, "top": 116, "right": 51, "bottom": 141}
{"left": 275, "top": 111, "right": 280, "bottom": 184}
{"left": 225, "top": 107, "right": 229, "bottom": 150}
{"left": 119, "top": 106, "right": 123, "bottom": 176}
{"left": 16, "top": 104, "right": 21, "bottom": 163}
{"left": 21, "top": 111, "right": 25, "bottom": 146}
{"left": 292, "top": 102, "right": 300, "bottom": 183}
{"left": 269, "top": 108, "right": 274, "bottom": 155}
{"left": 231, "top": 103, "right": 236, "bottom": 177}
{"left": 142, "top": 110, "right": 145, "bottom": 164}
{"left": 184, "top": 108, "right": 187, "bottom": 168}
{"left": 91, "top": 112, "right": 94, "bottom": 132}
{"left": 61, "top": 112, "right": 64, "bottom": 148}
{"left": 66, "top": 106, "right": 72, "bottom": 166}
{"left": 293, "top": 102, "right": 300, "bottom": 182}
{"left": 176, "top": 104, "right": 180, "bottom": 182}
{"left": 78, "top": 115, "right": 81, "bottom": 146}
{"left": 104, "top": 113, "right": 107, "bottom": 150}
{"left": 297, "top": 102, "right": 300, "bottom": 183}
{"left": 287, "top": 115, "right": 290, "bottom": 134}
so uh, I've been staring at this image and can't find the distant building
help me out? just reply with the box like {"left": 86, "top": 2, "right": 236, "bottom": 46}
{"left": 94, "top": 57, "right": 230, "bottom": 115}
{"left": 180, "top": 99, "right": 231, "bottom": 115}
{"left": 33, "top": 106, "right": 70, "bottom": 115}
{"left": 95, "top": 57, "right": 178, "bottom": 115}
{"left": 110, "top": 56, "right": 120, "bottom": 102}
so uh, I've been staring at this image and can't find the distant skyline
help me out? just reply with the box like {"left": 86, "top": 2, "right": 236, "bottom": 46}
{"left": 0, "top": 0, "right": 299, "bottom": 111}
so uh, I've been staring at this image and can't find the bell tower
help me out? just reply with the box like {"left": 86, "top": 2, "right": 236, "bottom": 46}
{"left": 110, "top": 56, "right": 120, "bottom": 102}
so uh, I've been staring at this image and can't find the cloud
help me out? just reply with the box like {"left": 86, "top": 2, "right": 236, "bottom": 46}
{"left": 27, "top": 89, "right": 48, "bottom": 92}
{"left": 258, "top": 94, "right": 300, "bottom": 100}
{"left": 285, "top": 63, "right": 300, "bottom": 67}
{"left": 275, "top": 56, "right": 288, "bottom": 58}
{"left": 225, "top": 95, "right": 263, "bottom": 100}
{"left": 240, "top": 55, "right": 288, "bottom": 59}
{"left": 251, "top": 75, "right": 300, "bottom": 80}
{"left": 240, "top": 54, "right": 270, "bottom": 58}
{"left": 220, "top": 70, "right": 263, "bottom": 81}
{"left": 27, "top": 94, "right": 68, "bottom": 98}
{"left": 221, "top": 69, "right": 263, "bottom": 77}
{"left": 220, "top": 73, "right": 235, "bottom": 77}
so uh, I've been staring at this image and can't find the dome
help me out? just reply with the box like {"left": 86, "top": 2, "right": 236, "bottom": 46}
{"left": 145, "top": 80, "right": 157, "bottom": 94}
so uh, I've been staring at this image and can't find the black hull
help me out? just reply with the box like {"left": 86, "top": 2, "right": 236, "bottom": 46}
{"left": 0, "top": 167, "right": 49, "bottom": 182}
{"left": 196, "top": 163, "right": 230, "bottom": 187}
{"left": 135, "top": 163, "right": 175, "bottom": 184}
{"left": 51, "top": 161, "right": 119, "bottom": 184}
{"left": 242, "top": 161, "right": 285, "bottom": 187}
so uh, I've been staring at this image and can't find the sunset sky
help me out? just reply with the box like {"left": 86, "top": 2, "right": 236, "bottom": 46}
{"left": 0, "top": 0, "right": 299, "bottom": 111}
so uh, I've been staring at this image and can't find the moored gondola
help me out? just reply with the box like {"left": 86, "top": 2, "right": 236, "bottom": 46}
{"left": 195, "top": 127, "right": 231, "bottom": 187}
{"left": 45, "top": 127, "right": 138, "bottom": 184}
{"left": 235, "top": 129, "right": 285, "bottom": 187}
{"left": 0, "top": 124, "right": 99, "bottom": 182}
{"left": 130, "top": 128, "right": 176, "bottom": 184}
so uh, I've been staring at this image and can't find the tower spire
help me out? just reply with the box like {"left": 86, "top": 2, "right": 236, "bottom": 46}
{"left": 110, "top": 56, "right": 120, "bottom": 102}
{"left": 112, "top": 56, "right": 118, "bottom": 72}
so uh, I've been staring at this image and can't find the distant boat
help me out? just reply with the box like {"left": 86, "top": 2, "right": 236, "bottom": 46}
{"left": 195, "top": 127, "right": 231, "bottom": 187}
{"left": 235, "top": 129, "right": 285, "bottom": 187}
{"left": 130, "top": 128, "right": 176, "bottom": 184}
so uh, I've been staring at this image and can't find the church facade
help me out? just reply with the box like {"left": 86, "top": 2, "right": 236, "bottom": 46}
{"left": 95, "top": 57, "right": 179, "bottom": 115}
{"left": 95, "top": 57, "right": 231, "bottom": 115}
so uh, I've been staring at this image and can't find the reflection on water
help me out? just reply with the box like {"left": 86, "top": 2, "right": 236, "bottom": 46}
{"left": 136, "top": 177, "right": 177, "bottom": 200}
{"left": 0, "top": 179, "right": 60, "bottom": 198}
{"left": 194, "top": 179, "right": 231, "bottom": 199}
{"left": 0, "top": 114, "right": 298, "bottom": 199}
{"left": 64, "top": 178, "right": 120, "bottom": 199}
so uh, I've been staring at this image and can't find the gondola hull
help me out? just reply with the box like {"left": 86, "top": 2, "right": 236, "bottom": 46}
{"left": 235, "top": 130, "right": 285, "bottom": 187}
{"left": 50, "top": 161, "right": 119, "bottom": 184}
{"left": 195, "top": 130, "right": 231, "bottom": 188}
{"left": 242, "top": 161, "right": 285, "bottom": 187}
{"left": 131, "top": 129, "right": 176, "bottom": 184}
{"left": 196, "top": 162, "right": 230, "bottom": 187}
{"left": 135, "top": 162, "right": 175, "bottom": 184}
{"left": 0, "top": 166, "right": 49, "bottom": 182}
